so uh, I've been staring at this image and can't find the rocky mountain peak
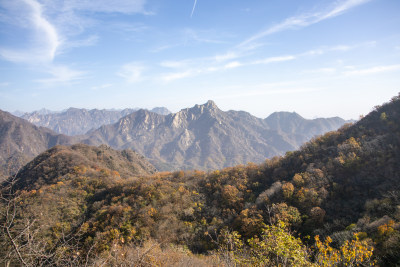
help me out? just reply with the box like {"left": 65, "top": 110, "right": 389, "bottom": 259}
{"left": 204, "top": 100, "right": 218, "bottom": 109}
{"left": 188, "top": 100, "right": 220, "bottom": 116}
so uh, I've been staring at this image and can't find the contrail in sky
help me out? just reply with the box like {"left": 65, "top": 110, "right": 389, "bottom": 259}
{"left": 191, "top": 0, "right": 197, "bottom": 18}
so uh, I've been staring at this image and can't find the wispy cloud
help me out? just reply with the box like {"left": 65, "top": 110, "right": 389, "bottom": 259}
{"left": 63, "top": 35, "right": 99, "bottom": 50}
{"left": 91, "top": 84, "right": 113, "bottom": 90}
{"left": 252, "top": 55, "right": 296, "bottom": 65}
{"left": 224, "top": 61, "right": 242, "bottom": 69}
{"left": 0, "top": 0, "right": 151, "bottom": 86}
{"left": 36, "top": 65, "right": 86, "bottom": 84}
{"left": 158, "top": 43, "right": 360, "bottom": 82}
{"left": 239, "top": 0, "right": 372, "bottom": 48}
{"left": 117, "top": 63, "right": 146, "bottom": 83}
{"left": 109, "top": 22, "right": 149, "bottom": 35}
{"left": 344, "top": 64, "right": 400, "bottom": 75}
{"left": 158, "top": 1, "right": 372, "bottom": 83}
{"left": 191, "top": 0, "right": 198, "bottom": 18}
{"left": 0, "top": 0, "right": 60, "bottom": 63}
{"left": 214, "top": 52, "right": 240, "bottom": 63}
{"left": 0, "top": 0, "right": 150, "bottom": 64}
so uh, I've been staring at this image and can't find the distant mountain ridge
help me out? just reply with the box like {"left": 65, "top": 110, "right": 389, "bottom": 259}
{"left": 20, "top": 107, "right": 172, "bottom": 135}
{"left": 265, "top": 111, "right": 350, "bottom": 147}
{"left": 83, "top": 101, "right": 350, "bottom": 171}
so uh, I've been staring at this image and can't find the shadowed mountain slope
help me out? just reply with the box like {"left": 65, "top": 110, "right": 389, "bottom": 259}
{"left": 0, "top": 110, "right": 75, "bottom": 180}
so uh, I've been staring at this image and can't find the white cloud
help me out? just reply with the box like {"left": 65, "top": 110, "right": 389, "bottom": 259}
{"left": 330, "top": 45, "right": 352, "bottom": 51}
{"left": 301, "top": 42, "right": 370, "bottom": 57}
{"left": 36, "top": 65, "right": 86, "bottom": 84}
{"left": 215, "top": 52, "right": 239, "bottom": 62}
{"left": 64, "top": 35, "right": 99, "bottom": 50}
{"left": 239, "top": 0, "right": 372, "bottom": 48}
{"left": 224, "top": 61, "right": 242, "bottom": 69}
{"left": 319, "top": 0, "right": 372, "bottom": 20}
{"left": 253, "top": 55, "right": 296, "bottom": 65}
{"left": 344, "top": 64, "right": 400, "bottom": 75}
{"left": 0, "top": 0, "right": 60, "bottom": 63}
{"left": 157, "top": 41, "right": 365, "bottom": 83}
{"left": 0, "top": 0, "right": 150, "bottom": 64}
{"left": 118, "top": 63, "right": 146, "bottom": 83}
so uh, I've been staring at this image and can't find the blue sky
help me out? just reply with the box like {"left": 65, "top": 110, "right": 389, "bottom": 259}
{"left": 0, "top": 0, "right": 399, "bottom": 119}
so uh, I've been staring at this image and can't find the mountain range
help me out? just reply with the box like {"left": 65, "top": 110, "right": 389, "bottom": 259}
{"left": 20, "top": 107, "right": 171, "bottom": 135}
{"left": 0, "top": 101, "right": 350, "bottom": 178}
{"left": 83, "top": 100, "right": 350, "bottom": 170}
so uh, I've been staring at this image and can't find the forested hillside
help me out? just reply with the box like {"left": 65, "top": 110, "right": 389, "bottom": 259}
{"left": 1, "top": 94, "right": 399, "bottom": 266}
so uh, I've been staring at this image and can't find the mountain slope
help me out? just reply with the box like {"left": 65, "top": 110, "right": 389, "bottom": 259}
{"left": 21, "top": 107, "right": 171, "bottom": 136}
{"left": 0, "top": 110, "right": 76, "bottom": 179}
{"left": 265, "top": 111, "right": 349, "bottom": 147}
{"left": 84, "top": 101, "right": 349, "bottom": 171}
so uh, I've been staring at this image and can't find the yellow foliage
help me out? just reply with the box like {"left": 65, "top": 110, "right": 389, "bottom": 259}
{"left": 293, "top": 173, "right": 304, "bottom": 186}
{"left": 314, "top": 233, "right": 375, "bottom": 266}
{"left": 282, "top": 182, "right": 295, "bottom": 198}
{"left": 377, "top": 220, "right": 395, "bottom": 237}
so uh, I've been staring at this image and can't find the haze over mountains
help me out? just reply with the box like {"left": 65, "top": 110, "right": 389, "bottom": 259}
{"left": 0, "top": 101, "right": 351, "bottom": 179}
{"left": 20, "top": 107, "right": 171, "bottom": 135}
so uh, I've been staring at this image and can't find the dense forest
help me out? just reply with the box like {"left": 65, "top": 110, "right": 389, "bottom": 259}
{"left": 1, "top": 94, "right": 400, "bottom": 266}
